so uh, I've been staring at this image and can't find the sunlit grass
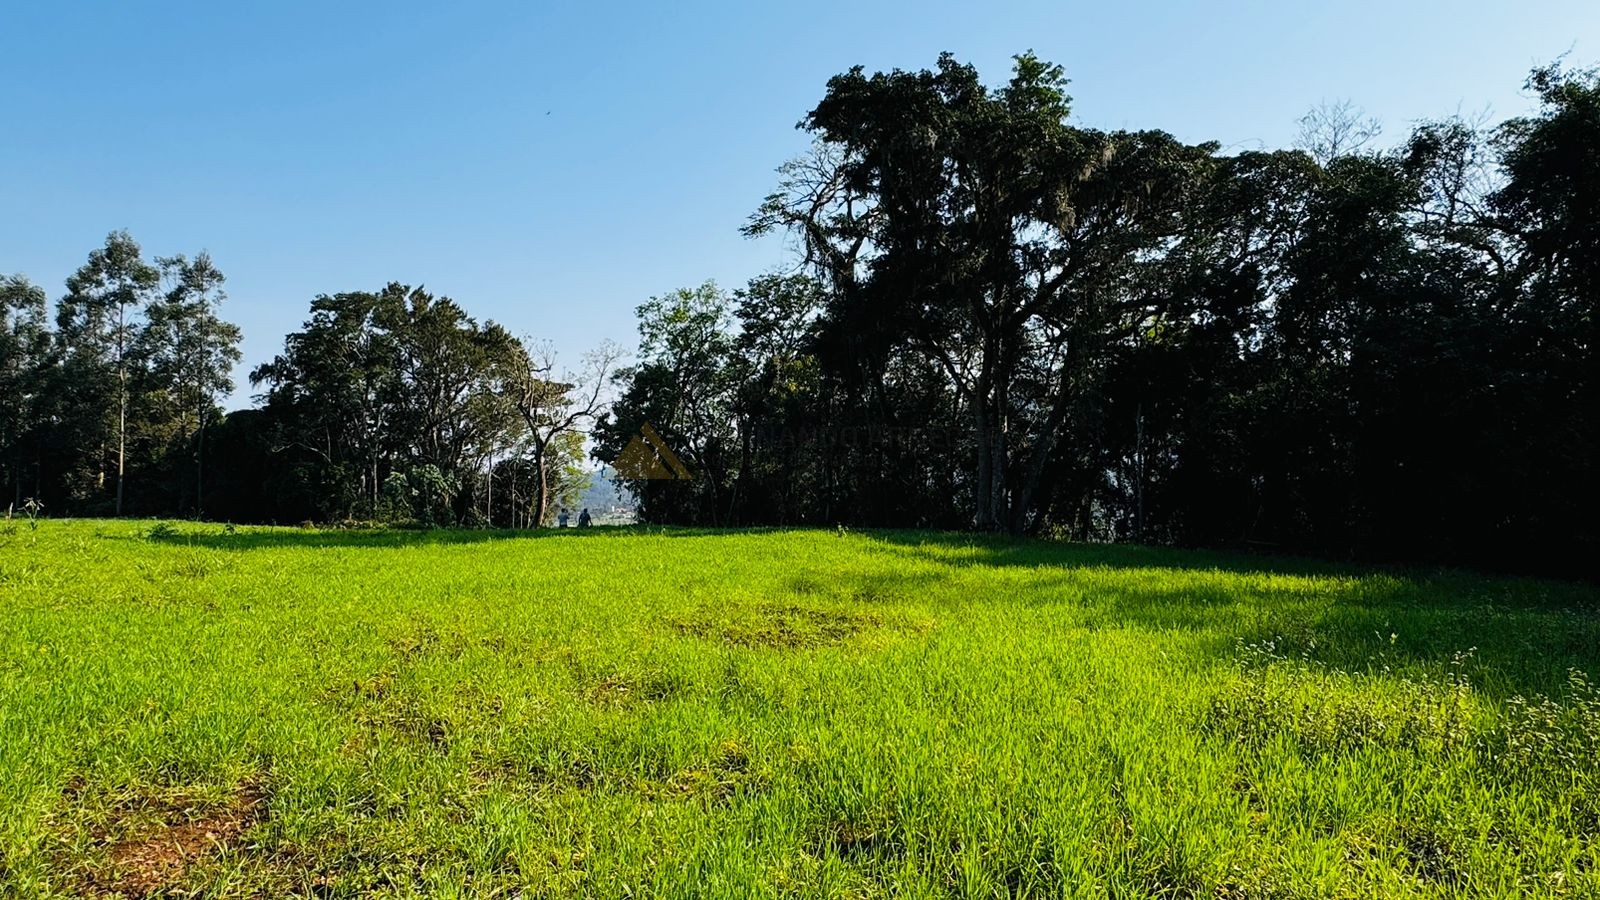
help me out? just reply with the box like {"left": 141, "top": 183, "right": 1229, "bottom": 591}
{"left": 0, "top": 520, "right": 1596, "bottom": 897}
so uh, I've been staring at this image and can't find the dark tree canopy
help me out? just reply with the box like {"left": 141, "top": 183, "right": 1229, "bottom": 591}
{"left": 603, "top": 54, "right": 1600, "bottom": 575}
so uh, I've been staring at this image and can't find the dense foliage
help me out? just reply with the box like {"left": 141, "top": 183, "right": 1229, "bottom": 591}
{"left": 601, "top": 56, "right": 1599, "bottom": 574}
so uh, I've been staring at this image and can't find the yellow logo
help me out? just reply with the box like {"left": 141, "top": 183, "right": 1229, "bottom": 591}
{"left": 613, "top": 423, "right": 692, "bottom": 480}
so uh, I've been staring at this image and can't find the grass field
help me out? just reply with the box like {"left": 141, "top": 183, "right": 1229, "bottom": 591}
{"left": 1, "top": 521, "right": 1597, "bottom": 898}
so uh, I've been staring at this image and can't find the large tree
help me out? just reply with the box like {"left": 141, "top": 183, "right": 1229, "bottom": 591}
{"left": 138, "top": 252, "right": 242, "bottom": 515}
{"left": 597, "top": 282, "right": 741, "bottom": 524}
{"left": 55, "top": 231, "right": 160, "bottom": 515}
{"left": 251, "top": 284, "right": 523, "bottom": 524}
{"left": 749, "top": 52, "right": 1217, "bottom": 532}
{"left": 1485, "top": 64, "right": 1600, "bottom": 561}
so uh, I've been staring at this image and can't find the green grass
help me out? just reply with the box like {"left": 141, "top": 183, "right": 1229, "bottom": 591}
{"left": 1, "top": 520, "right": 1597, "bottom": 898}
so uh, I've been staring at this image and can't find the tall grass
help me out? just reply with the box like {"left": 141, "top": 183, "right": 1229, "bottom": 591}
{"left": 0, "top": 521, "right": 1596, "bottom": 897}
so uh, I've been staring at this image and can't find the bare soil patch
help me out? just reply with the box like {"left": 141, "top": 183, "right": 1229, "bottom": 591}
{"left": 75, "top": 782, "right": 267, "bottom": 897}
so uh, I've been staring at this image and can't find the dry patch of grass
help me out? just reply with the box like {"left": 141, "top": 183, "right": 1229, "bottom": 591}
{"left": 64, "top": 781, "right": 267, "bottom": 897}
{"left": 675, "top": 604, "right": 882, "bottom": 650}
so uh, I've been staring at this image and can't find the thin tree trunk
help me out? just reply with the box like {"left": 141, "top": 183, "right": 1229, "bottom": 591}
{"left": 533, "top": 438, "right": 550, "bottom": 527}
{"left": 1134, "top": 402, "right": 1144, "bottom": 543}
{"left": 995, "top": 402, "right": 1010, "bottom": 528}
{"left": 115, "top": 301, "right": 127, "bottom": 517}
{"left": 973, "top": 396, "right": 994, "bottom": 530}
{"left": 196, "top": 407, "right": 207, "bottom": 518}
{"left": 509, "top": 466, "right": 519, "bottom": 529}
{"left": 1009, "top": 357, "right": 1077, "bottom": 535}
{"left": 729, "top": 417, "right": 751, "bottom": 526}
{"left": 116, "top": 386, "right": 126, "bottom": 516}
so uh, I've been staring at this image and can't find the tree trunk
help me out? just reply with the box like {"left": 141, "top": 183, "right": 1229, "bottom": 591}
{"left": 1134, "top": 402, "right": 1144, "bottom": 543}
{"left": 533, "top": 438, "right": 550, "bottom": 527}
{"left": 115, "top": 302, "right": 127, "bottom": 517}
{"left": 195, "top": 408, "right": 207, "bottom": 519}
{"left": 973, "top": 398, "right": 994, "bottom": 530}
{"left": 115, "top": 384, "right": 126, "bottom": 517}
{"left": 971, "top": 339, "right": 1005, "bottom": 531}
{"left": 994, "top": 399, "right": 1010, "bottom": 528}
{"left": 729, "top": 417, "right": 752, "bottom": 526}
{"left": 1009, "top": 350, "right": 1078, "bottom": 535}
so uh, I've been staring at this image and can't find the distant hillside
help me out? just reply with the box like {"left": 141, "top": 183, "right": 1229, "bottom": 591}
{"left": 577, "top": 466, "right": 635, "bottom": 523}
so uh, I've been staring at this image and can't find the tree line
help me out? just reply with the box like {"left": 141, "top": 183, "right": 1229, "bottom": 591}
{"left": 1, "top": 235, "right": 611, "bottom": 527}
{"left": 3, "top": 54, "right": 1595, "bottom": 574}
{"left": 600, "top": 55, "right": 1598, "bottom": 575}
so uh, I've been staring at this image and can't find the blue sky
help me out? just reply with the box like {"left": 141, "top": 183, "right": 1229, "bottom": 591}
{"left": 2, "top": 1, "right": 1594, "bottom": 406}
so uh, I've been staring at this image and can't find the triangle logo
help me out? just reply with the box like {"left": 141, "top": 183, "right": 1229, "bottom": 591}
{"left": 613, "top": 423, "right": 692, "bottom": 480}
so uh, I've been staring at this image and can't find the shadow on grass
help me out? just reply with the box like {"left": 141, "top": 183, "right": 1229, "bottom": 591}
{"left": 133, "top": 524, "right": 755, "bottom": 551}
{"left": 860, "top": 529, "right": 1380, "bottom": 578}
{"left": 1108, "top": 573, "right": 1594, "bottom": 696}
{"left": 133, "top": 522, "right": 1598, "bottom": 696}
{"left": 872, "top": 533, "right": 1600, "bottom": 697}
{"left": 143, "top": 523, "right": 1393, "bottom": 577}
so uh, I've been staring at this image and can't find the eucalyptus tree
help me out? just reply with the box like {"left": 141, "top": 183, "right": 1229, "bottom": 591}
{"left": 139, "top": 252, "right": 241, "bottom": 514}
{"left": 55, "top": 231, "right": 159, "bottom": 515}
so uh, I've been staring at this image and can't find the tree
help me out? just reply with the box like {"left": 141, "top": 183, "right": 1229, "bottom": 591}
{"left": 750, "top": 53, "right": 1217, "bottom": 532}
{"left": 56, "top": 231, "right": 160, "bottom": 515}
{"left": 139, "top": 253, "right": 242, "bottom": 515}
{"left": 597, "top": 283, "right": 742, "bottom": 524}
{"left": 487, "top": 430, "right": 590, "bottom": 528}
{"left": 251, "top": 290, "right": 396, "bottom": 519}
{"left": 0, "top": 275, "right": 51, "bottom": 510}
{"left": 251, "top": 284, "right": 523, "bottom": 524}
{"left": 377, "top": 285, "right": 522, "bottom": 492}
{"left": 2, "top": 57, "right": 1592, "bottom": 575}
{"left": 505, "top": 340, "right": 621, "bottom": 528}
{"left": 1484, "top": 63, "right": 1600, "bottom": 562}
{"left": 1295, "top": 99, "right": 1382, "bottom": 164}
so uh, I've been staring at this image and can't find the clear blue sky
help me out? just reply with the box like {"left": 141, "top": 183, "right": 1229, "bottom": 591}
{"left": 3, "top": 1, "right": 1594, "bottom": 406}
